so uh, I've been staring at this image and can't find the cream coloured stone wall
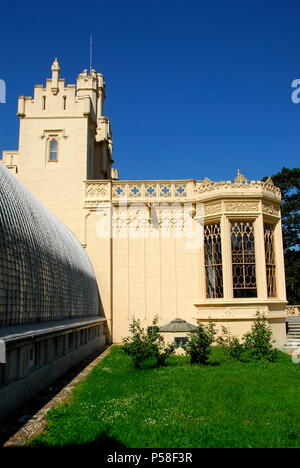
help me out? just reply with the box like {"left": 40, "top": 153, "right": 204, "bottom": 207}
{"left": 112, "top": 229, "right": 201, "bottom": 342}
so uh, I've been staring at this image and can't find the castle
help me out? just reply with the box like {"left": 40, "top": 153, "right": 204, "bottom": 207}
{"left": 0, "top": 59, "right": 288, "bottom": 417}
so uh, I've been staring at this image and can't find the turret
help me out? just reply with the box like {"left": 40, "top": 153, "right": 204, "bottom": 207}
{"left": 51, "top": 58, "right": 60, "bottom": 95}
{"left": 97, "top": 73, "right": 105, "bottom": 117}
{"left": 77, "top": 69, "right": 97, "bottom": 117}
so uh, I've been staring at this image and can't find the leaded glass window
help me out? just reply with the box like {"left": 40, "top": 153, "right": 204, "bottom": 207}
{"left": 204, "top": 223, "right": 223, "bottom": 298}
{"left": 231, "top": 221, "right": 257, "bottom": 298}
{"left": 264, "top": 223, "right": 277, "bottom": 297}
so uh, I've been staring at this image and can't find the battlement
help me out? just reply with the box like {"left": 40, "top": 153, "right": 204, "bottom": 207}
{"left": 17, "top": 59, "right": 106, "bottom": 122}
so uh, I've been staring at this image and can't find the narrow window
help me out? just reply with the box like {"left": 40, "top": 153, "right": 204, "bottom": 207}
{"left": 29, "top": 345, "right": 36, "bottom": 369}
{"left": 49, "top": 139, "right": 58, "bottom": 161}
{"left": 264, "top": 224, "right": 277, "bottom": 297}
{"left": 204, "top": 223, "right": 223, "bottom": 298}
{"left": 63, "top": 96, "right": 67, "bottom": 110}
{"left": 42, "top": 96, "right": 46, "bottom": 111}
{"left": 68, "top": 333, "right": 75, "bottom": 350}
{"left": 54, "top": 337, "right": 59, "bottom": 357}
{"left": 174, "top": 337, "right": 188, "bottom": 347}
{"left": 231, "top": 221, "right": 257, "bottom": 298}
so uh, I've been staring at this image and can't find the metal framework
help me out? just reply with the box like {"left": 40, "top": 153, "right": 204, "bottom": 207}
{"left": 204, "top": 223, "right": 223, "bottom": 298}
{"left": 0, "top": 164, "right": 100, "bottom": 327}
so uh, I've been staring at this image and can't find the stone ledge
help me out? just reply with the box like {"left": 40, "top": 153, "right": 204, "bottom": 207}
{"left": 0, "top": 316, "right": 106, "bottom": 344}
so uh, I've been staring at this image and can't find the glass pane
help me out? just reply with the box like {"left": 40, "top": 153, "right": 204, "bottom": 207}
{"left": 49, "top": 139, "right": 58, "bottom": 161}
{"left": 204, "top": 223, "right": 223, "bottom": 298}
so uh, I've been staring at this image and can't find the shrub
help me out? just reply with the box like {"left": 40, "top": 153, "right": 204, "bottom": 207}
{"left": 122, "top": 316, "right": 176, "bottom": 369}
{"left": 217, "top": 313, "right": 279, "bottom": 362}
{"left": 216, "top": 326, "right": 244, "bottom": 360}
{"left": 122, "top": 320, "right": 153, "bottom": 369}
{"left": 184, "top": 321, "right": 217, "bottom": 365}
{"left": 243, "top": 312, "right": 279, "bottom": 361}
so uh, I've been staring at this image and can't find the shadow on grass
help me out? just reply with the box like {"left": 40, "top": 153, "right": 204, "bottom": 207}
{"left": 207, "top": 361, "right": 221, "bottom": 367}
{"left": 133, "top": 358, "right": 222, "bottom": 370}
{"left": 188, "top": 360, "right": 221, "bottom": 368}
{"left": 30, "top": 432, "right": 127, "bottom": 449}
{"left": 0, "top": 349, "right": 108, "bottom": 447}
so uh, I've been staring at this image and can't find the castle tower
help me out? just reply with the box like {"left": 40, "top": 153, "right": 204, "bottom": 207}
{"left": 3, "top": 59, "right": 114, "bottom": 239}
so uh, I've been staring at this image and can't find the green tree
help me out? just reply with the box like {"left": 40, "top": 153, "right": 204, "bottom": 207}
{"left": 263, "top": 167, "right": 300, "bottom": 304}
{"left": 184, "top": 321, "right": 217, "bottom": 365}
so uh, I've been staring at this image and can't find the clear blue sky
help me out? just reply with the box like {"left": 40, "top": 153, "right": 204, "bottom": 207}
{"left": 0, "top": 0, "right": 299, "bottom": 181}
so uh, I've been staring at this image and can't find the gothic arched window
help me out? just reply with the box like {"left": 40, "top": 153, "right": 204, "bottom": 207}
{"left": 49, "top": 139, "right": 58, "bottom": 161}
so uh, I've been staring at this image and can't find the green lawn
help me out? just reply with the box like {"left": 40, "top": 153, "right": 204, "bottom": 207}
{"left": 31, "top": 345, "right": 300, "bottom": 448}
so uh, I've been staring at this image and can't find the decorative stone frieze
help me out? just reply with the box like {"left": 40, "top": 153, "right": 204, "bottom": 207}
{"left": 224, "top": 201, "right": 260, "bottom": 212}
{"left": 85, "top": 183, "right": 110, "bottom": 204}
{"left": 109, "top": 204, "right": 197, "bottom": 233}
{"left": 204, "top": 202, "right": 222, "bottom": 215}
{"left": 262, "top": 201, "right": 281, "bottom": 217}
{"left": 285, "top": 306, "right": 300, "bottom": 316}
{"left": 112, "top": 206, "right": 150, "bottom": 231}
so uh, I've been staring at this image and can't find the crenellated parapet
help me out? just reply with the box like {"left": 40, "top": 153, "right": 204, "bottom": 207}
{"left": 15, "top": 59, "right": 107, "bottom": 123}
{"left": 2, "top": 59, "right": 114, "bottom": 181}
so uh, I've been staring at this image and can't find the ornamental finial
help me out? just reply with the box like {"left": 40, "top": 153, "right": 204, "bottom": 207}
{"left": 234, "top": 170, "right": 248, "bottom": 185}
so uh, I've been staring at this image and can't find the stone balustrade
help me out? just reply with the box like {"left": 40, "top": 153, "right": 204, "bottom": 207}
{"left": 84, "top": 173, "right": 281, "bottom": 208}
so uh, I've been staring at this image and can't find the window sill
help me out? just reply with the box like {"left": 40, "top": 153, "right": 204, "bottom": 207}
{"left": 194, "top": 299, "right": 288, "bottom": 307}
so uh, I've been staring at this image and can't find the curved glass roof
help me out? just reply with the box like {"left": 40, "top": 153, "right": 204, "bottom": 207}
{"left": 0, "top": 164, "right": 100, "bottom": 326}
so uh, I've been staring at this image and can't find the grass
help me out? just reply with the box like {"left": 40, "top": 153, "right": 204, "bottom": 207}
{"left": 31, "top": 345, "right": 300, "bottom": 448}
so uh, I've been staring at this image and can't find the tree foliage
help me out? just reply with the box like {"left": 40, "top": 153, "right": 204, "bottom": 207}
{"left": 184, "top": 321, "right": 217, "bottom": 365}
{"left": 264, "top": 167, "right": 300, "bottom": 250}
{"left": 263, "top": 167, "right": 300, "bottom": 304}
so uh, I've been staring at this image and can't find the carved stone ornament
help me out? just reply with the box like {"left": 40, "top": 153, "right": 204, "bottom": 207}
{"left": 40, "top": 129, "right": 69, "bottom": 140}
{"left": 233, "top": 169, "right": 249, "bottom": 186}
{"left": 204, "top": 202, "right": 222, "bottom": 215}
{"left": 194, "top": 172, "right": 281, "bottom": 198}
{"left": 224, "top": 201, "right": 260, "bottom": 212}
{"left": 262, "top": 177, "right": 278, "bottom": 194}
{"left": 112, "top": 207, "right": 150, "bottom": 231}
{"left": 85, "top": 183, "right": 109, "bottom": 200}
{"left": 262, "top": 201, "right": 281, "bottom": 216}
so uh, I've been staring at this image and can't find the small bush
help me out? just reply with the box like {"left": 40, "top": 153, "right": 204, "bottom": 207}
{"left": 216, "top": 327, "right": 244, "bottom": 360}
{"left": 122, "top": 316, "right": 176, "bottom": 369}
{"left": 184, "top": 321, "right": 217, "bottom": 365}
{"left": 243, "top": 313, "right": 279, "bottom": 361}
{"left": 217, "top": 313, "right": 279, "bottom": 362}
